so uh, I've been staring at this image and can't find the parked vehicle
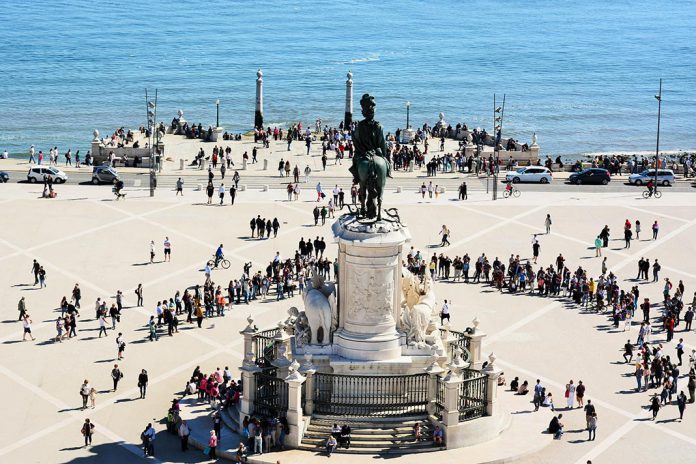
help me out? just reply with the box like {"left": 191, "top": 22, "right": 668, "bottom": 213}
{"left": 568, "top": 168, "right": 611, "bottom": 185}
{"left": 504, "top": 167, "right": 553, "bottom": 184}
{"left": 628, "top": 169, "right": 674, "bottom": 186}
{"left": 91, "top": 165, "right": 119, "bottom": 184}
{"left": 27, "top": 166, "right": 67, "bottom": 183}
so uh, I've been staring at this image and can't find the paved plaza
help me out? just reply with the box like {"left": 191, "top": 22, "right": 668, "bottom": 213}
{"left": 1, "top": 181, "right": 696, "bottom": 464}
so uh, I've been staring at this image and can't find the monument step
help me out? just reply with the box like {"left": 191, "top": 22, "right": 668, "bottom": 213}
{"left": 302, "top": 433, "right": 428, "bottom": 444}
{"left": 310, "top": 415, "right": 428, "bottom": 427}
{"left": 297, "top": 443, "right": 440, "bottom": 455}
{"left": 306, "top": 423, "right": 433, "bottom": 434}
{"left": 305, "top": 427, "right": 431, "bottom": 437}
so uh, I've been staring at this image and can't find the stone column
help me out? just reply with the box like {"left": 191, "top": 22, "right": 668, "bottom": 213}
{"left": 332, "top": 217, "right": 412, "bottom": 361}
{"left": 344, "top": 71, "right": 353, "bottom": 128}
{"left": 464, "top": 317, "right": 486, "bottom": 370}
{"left": 424, "top": 355, "right": 445, "bottom": 417}
{"left": 255, "top": 69, "right": 264, "bottom": 129}
{"left": 284, "top": 360, "right": 307, "bottom": 448}
{"left": 482, "top": 353, "right": 502, "bottom": 416}
{"left": 240, "top": 315, "right": 257, "bottom": 361}
{"left": 299, "top": 353, "right": 317, "bottom": 416}
{"left": 239, "top": 351, "right": 262, "bottom": 421}
{"left": 441, "top": 348, "right": 467, "bottom": 428}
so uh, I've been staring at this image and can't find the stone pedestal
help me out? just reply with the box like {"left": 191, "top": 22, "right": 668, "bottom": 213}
{"left": 331, "top": 215, "right": 411, "bottom": 362}
{"left": 284, "top": 361, "right": 306, "bottom": 448}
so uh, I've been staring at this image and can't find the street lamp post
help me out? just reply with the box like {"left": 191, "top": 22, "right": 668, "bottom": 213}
{"left": 216, "top": 99, "right": 220, "bottom": 128}
{"left": 492, "top": 94, "right": 505, "bottom": 201}
{"left": 654, "top": 79, "right": 662, "bottom": 194}
{"left": 406, "top": 101, "right": 411, "bottom": 130}
{"left": 145, "top": 88, "right": 158, "bottom": 196}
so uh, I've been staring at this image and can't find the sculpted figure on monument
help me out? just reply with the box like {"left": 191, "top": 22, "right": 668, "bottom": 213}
{"left": 301, "top": 270, "right": 337, "bottom": 345}
{"left": 350, "top": 94, "right": 391, "bottom": 220}
{"left": 400, "top": 268, "right": 437, "bottom": 344}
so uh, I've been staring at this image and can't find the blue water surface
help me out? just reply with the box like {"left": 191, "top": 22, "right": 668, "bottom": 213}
{"left": 1, "top": 0, "right": 695, "bottom": 157}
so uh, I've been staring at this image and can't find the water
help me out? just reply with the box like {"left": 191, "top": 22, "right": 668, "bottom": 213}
{"left": 1, "top": 0, "right": 695, "bottom": 159}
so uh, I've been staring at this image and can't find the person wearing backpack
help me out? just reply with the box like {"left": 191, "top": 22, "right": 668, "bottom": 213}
{"left": 81, "top": 419, "right": 94, "bottom": 447}
{"left": 141, "top": 423, "right": 155, "bottom": 457}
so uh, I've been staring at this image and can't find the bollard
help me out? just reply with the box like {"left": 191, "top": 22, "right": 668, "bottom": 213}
{"left": 243, "top": 159, "right": 248, "bottom": 170}
{"left": 262, "top": 185, "right": 269, "bottom": 192}
{"left": 263, "top": 159, "right": 268, "bottom": 170}
{"left": 240, "top": 184, "right": 246, "bottom": 192}
{"left": 196, "top": 184, "right": 202, "bottom": 191}
{"left": 179, "top": 159, "right": 185, "bottom": 170}
{"left": 133, "top": 179, "right": 142, "bottom": 188}
{"left": 396, "top": 186, "right": 402, "bottom": 193}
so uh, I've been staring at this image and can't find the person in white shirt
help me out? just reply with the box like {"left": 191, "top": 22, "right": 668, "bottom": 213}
{"left": 218, "top": 184, "right": 225, "bottom": 205}
{"left": 440, "top": 300, "right": 450, "bottom": 325}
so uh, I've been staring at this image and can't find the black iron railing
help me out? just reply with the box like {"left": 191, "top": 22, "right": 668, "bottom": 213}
{"left": 313, "top": 373, "right": 429, "bottom": 417}
{"left": 253, "top": 369, "right": 287, "bottom": 418}
{"left": 458, "top": 369, "right": 487, "bottom": 422}
{"left": 433, "top": 376, "right": 446, "bottom": 420}
{"left": 439, "top": 328, "right": 472, "bottom": 361}
{"left": 252, "top": 328, "right": 280, "bottom": 368}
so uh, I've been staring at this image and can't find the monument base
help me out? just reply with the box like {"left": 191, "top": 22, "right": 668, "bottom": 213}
{"left": 333, "top": 328, "right": 401, "bottom": 361}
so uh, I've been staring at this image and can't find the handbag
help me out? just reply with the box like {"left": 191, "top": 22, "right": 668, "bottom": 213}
{"left": 203, "top": 446, "right": 210, "bottom": 456}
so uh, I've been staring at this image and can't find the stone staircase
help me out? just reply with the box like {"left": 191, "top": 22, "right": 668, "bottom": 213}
{"left": 299, "top": 416, "right": 439, "bottom": 455}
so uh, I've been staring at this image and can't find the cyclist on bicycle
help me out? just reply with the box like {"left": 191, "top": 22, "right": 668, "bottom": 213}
{"left": 646, "top": 179, "right": 655, "bottom": 197}
{"left": 505, "top": 182, "right": 513, "bottom": 194}
{"left": 114, "top": 179, "right": 125, "bottom": 199}
{"left": 215, "top": 244, "right": 225, "bottom": 267}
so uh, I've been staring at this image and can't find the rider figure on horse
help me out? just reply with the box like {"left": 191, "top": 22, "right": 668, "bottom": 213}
{"left": 349, "top": 94, "right": 392, "bottom": 219}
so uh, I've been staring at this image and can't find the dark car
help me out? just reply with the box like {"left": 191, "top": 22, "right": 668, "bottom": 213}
{"left": 91, "top": 165, "right": 119, "bottom": 184}
{"left": 569, "top": 168, "right": 611, "bottom": 185}
{"left": 0, "top": 171, "right": 8, "bottom": 183}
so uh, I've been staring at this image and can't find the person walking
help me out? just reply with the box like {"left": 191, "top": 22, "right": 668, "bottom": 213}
{"left": 316, "top": 182, "right": 324, "bottom": 202}
{"left": 532, "top": 237, "right": 541, "bottom": 264}
{"left": 545, "top": 214, "right": 552, "bottom": 234}
{"left": 135, "top": 283, "right": 143, "bottom": 307}
{"left": 624, "top": 227, "right": 633, "bottom": 248}
{"left": 81, "top": 419, "right": 95, "bottom": 447}
{"left": 218, "top": 183, "right": 225, "bottom": 205}
{"left": 439, "top": 225, "right": 451, "bottom": 247}
{"left": 458, "top": 181, "right": 467, "bottom": 200}
{"left": 89, "top": 387, "right": 97, "bottom": 409}
{"left": 17, "top": 296, "right": 26, "bottom": 321}
{"left": 652, "top": 220, "right": 659, "bottom": 240}
{"left": 649, "top": 395, "right": 661, "bottom": 420}
{"left": 138, "top": 369, "right": 149, "bottom": 399}
{"left": 677, "top": 391, "right": 687, "bottom": 420}
{"left": 22, "top": 313, "right": 35, "bottom": 341}
{"left": 565, "top": 380, "right": 576, "bottom": 409}
{"left": 98, "top": 314, "right": 108, "bottom": 337}
{"left": 116, "top": 333, "right": 125, "bottom": 360}
{"left": 111, "top": 364, "right": 123, "bottom": 391}
{"left": 149, "top": 240, "right": 155, "bottom": 264}
{"left": 440, "top": 300, "right": 450, "bottom": 325}
{"left": 176, "top": 177, "right": 184, "bottom": 196}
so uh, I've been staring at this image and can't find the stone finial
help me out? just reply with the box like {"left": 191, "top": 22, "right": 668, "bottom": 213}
{"left": 257, "top": 69, "right": 263, "bottom": 79}
{"left": 424, "top": 354, "right": 445, "bottom": 375}
{"left": 488, "top": 352, "right": 496, "bottom": 366}
{"left": 285, "top": 359, "right": 306, "bottom": 382}
{"left": 472, "top": 316, "right": 480, "bottom": 332}
{"left": 242, "top": 315, "right": 256, "bottom": 333}
{"left": 177, "top": 109, "right": 184, "bottom": 119}
{"left": 92, "top": 129, "right": 100, "bottom": 142}
{"left": 299, "top": 352, "right": 316, "bottom": 374}
{"left": 532, "top": 132, "right": 538, "bottom": 146}
{"left": 448, "top": 347, "right": 467, "bottom": 375}
{"left": 347, "top": 70, "right": 353, "bottom": 81}
{"left": 277, "top": 344, "right": 288, "bottom": 361}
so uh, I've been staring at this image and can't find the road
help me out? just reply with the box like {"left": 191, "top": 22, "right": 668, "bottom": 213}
{"left": 3, "top": 170, "right": 695, "bottom": 193}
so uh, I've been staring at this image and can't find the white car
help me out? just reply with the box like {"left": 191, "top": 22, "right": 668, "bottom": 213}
{"left": 27, "top": 166, "right": 67, "bottom": 183}
{"left": 505, "top": 166, "right": 553, "bottom": 184}
{"left": 628, "top": 169, "right": 674, "bottom": 186}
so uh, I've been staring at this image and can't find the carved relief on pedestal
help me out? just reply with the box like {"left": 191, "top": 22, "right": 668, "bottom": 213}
{"left": 345, "top": 267, "right": 395, "bottom": 326}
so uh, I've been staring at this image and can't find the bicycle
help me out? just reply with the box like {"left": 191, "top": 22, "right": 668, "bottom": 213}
{"left": 503, "top": 187, "right": 521, "bottom": 198}
{"left": 642, "top": 189, "right": 662, "bottom": 199}
{"left": 206, "top": 255, "right": 231, "bottom": 269}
